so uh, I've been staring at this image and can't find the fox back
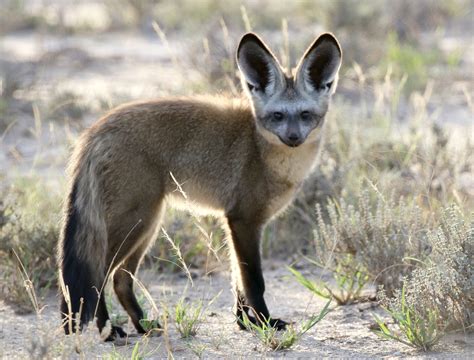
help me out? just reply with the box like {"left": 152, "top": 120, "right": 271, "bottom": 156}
{"left": 58, "top": 32, "right": 342, "bottom": 340}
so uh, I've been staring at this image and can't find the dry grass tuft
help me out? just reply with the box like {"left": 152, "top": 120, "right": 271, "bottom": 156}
{"left": 0, "top": 179, "right": 61, "bottom": 313}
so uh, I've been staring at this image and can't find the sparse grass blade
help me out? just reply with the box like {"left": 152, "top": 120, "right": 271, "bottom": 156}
{"left": 299, "top": 300, "right": 332, "bottom": 336}
{"left": 11, "top": 249, "right": 43, "bottom": 315}
{"left": 161, "top": 227, "right": 194, "bottom": 286}
{"left": 173, "top": 290, "right": 221, "bottom": 340}
{"left": 287, "top": 266, "right": 331, "bottom": 300}
{"left": 130, "top": 341, "right": 143, "bottom": 360}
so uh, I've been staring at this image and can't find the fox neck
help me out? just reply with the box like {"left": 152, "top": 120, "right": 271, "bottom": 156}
{"left": 256, "top": 130, "right": 323, "bottom": 187}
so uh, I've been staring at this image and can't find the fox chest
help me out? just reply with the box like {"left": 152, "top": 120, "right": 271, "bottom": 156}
{"left": 263, "top": 147, "right": 318, "bottom": 219}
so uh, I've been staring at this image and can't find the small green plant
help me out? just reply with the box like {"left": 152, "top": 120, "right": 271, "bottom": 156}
{"left": 289, "top": 256, "right": 369, "bottom": 305}
{"left": 240, "top": 300, "right": 331, "bottom": 351}
{"left": 331, "top": 257, "right": 369, "bottom": 303}
{"left": 174, "top": 298, "right": 204, "bottom": 338}
{"left": 373, "top": 284, "right": 442, "bottom": 351}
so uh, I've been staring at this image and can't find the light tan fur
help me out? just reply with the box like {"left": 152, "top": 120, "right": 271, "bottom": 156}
{"left": 67, "top": 94, "right": 318, "bottom": 251}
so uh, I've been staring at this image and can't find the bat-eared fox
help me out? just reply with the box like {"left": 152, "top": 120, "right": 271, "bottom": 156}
{"left": 58, "top": 32, "right": 342, "bottom": 341}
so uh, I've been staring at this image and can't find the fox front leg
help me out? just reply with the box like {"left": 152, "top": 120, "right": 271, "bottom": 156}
{"left": 227, "top": 217, "right": 288, "bottom": 330}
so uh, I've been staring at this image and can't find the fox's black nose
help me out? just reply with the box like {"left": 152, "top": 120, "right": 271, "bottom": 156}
{"left": 288, "top": 133, "right": 300, "bottom": 142}
{"left": 283, "top": 133, "right": 303, "bottom": 147}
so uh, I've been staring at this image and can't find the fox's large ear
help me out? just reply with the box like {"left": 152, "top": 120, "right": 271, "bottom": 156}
{"left": 237, "top": 33, "right": 285, "bottom": 95}
{"left": 295, "top": 33, "right": 342, "bottom": 94}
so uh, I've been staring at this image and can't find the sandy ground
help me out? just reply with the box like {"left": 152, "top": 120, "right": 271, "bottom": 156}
{"left": 1, "top": 263, "right": 473, "bottom": 359}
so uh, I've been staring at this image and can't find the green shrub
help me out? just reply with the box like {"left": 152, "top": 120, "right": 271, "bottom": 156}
{"left": 313, "top": 190, "right": 430, "bottom": 296}
{"left": 380, "top": 206, "right": 472, "bottom": 329}
{"left": 374, "top": 205, "right": 472, "bottom": 350}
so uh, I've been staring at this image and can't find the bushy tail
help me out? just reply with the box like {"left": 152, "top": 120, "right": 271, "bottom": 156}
{"left": 59, "top": 169, "right": 107, "bottom": 333}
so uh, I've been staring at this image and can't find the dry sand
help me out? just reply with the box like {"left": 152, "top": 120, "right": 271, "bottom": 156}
{"left": 1, "top": 263, "right": 472, "bottom": 359}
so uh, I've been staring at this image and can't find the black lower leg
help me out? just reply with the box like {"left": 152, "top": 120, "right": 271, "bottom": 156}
{"left": 114, "top": 270, "right": 150, "bottom": 334}
{"left": 114, "top": 246, "right": 162, "bottom": 334}
{"left": 228, "top": 217, "right": 288, "bottom": 331}
{"left": 96, "top": 293, "right": 127, "bottom": 341}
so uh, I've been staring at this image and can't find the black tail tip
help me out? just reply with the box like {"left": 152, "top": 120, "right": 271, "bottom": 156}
{"left": 59, "top": 258, "right": 99, "bottom": 334}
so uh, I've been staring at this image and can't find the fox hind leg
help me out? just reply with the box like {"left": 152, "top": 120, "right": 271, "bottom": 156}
{"left": 112, "top": 205, "right": 164, "bottom": 335}
{"left": 96, "top": 231, "right": 160, "bottom": 339}
{"left": 113, "top": 240, "right": 160, "bottom": 334}
{"left": 96, "top": 292, "right": 127, "bottom": 341}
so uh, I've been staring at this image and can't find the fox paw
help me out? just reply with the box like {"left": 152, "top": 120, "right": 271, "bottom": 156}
{"left": 237, "top": 315, "right": 288, "bottom": 331}
{"left": 104, "top": 325, "right": 128, "bottom": 342}
{"left": 268, "top": 318, "right": 288, "bottom": 330}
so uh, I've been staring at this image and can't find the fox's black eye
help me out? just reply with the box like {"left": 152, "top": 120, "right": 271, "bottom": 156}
{"left": 272, "top": 112, "right": 284, "bottom": 121}
{"left": 300, "top": 111, "right": 311, "bottom": 120}
{"left": 319, "top": 81, "right": 333, "bottom": 92}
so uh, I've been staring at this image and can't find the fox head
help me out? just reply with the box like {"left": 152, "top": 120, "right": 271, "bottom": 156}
{"left": 237, "top": 32, "right": 342, "bottom": 148}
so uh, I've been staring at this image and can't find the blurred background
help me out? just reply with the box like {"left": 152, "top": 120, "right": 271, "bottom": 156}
{"left": 1, "top": 0, "right": 472, "bottom": 179}
{"left": 0, "top": 0, "right": 472, "bottom": 330}
{"left": 1, "top": 0, "right": 472, "bottom": 183}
